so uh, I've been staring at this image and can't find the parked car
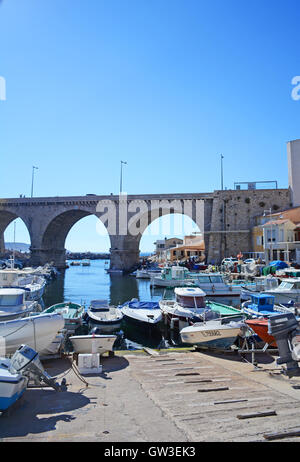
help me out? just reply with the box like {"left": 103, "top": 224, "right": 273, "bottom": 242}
{"left": 221, "top": 258, "right": 238, "bottom": 266}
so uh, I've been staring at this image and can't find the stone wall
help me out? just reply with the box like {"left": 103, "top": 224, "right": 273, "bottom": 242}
{"left": 205, "top": 188, "right": 291, "bottom": 264}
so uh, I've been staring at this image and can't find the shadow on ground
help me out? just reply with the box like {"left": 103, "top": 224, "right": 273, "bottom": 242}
{"left": 0, "top": 389, "right": 90, "bottom": 438}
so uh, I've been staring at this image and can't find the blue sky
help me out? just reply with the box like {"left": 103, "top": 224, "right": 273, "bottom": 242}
{"left": 1, "top": 0, "right": 300, "bottom": 251}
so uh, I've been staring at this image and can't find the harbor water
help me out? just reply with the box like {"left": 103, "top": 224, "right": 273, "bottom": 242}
{"left": 42, "top": 259, "right": 241, "bottom": 351}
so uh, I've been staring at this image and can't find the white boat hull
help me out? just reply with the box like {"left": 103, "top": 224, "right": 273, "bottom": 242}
{"left": 69, "top": 335, "right": 117, "bottom": 355}
{"left": 151, "top": 278, "right": 193, "bottom": 288}
{"left": 180, "top": 321, "right": 242, "bottom": 349}
{"left": 0, "top": 313, "right": 65, "bottom": 355}
{"left": 0, "top": 301, "right": 38, "bottom": 322}
{"left": 121, "top": 307, "right": 162, "bottom": 326}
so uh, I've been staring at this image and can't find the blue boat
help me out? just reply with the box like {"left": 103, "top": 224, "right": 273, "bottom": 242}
{"left": 0, "top": 357, "right": 27, "bottom": 412}
{"left": 241, "top": 293, "right": 279, "bottom": 318}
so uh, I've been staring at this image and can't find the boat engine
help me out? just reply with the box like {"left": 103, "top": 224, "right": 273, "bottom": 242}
{"left": 9, "top": 344, "right": 65, "bottom": 391}
{"left": 268, "top": 313, "right": 300, "bottom": 378}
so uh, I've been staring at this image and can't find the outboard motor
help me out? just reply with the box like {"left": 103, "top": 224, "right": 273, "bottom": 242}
{"left": 268, "top": 313, "right": 300, "bottom": 378}
{"left": 9, "top": 344, "right": 65, "bottom": 391}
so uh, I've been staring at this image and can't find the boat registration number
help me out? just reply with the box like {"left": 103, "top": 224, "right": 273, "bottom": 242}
{"left": 201, "top": 330, "right": 221, "bottom": 337}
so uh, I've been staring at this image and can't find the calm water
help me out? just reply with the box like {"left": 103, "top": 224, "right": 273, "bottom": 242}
{"left": 42, "top": 259, "right": 241, "bottom": 350}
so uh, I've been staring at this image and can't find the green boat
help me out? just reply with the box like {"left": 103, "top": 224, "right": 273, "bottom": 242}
{"left": 205, "top": 300, "right": 243, "bottom": 319}
{"left": 43, "top": 301, "right": 85, "bottom": 333}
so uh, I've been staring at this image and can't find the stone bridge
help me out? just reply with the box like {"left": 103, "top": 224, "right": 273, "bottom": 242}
{"left": 0, "top": 188, "right": 291, "bottom": 271}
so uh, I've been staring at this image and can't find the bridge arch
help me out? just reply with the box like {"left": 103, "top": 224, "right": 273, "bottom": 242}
{"left": 107, "top": 198, "right": 205, "bottom": 271}
{"left": 0, "top": 210, "right": 32, "bottom": 256}
{"left": 33, "top": 209, "right": 111, "bottom": 267}
{"left": 138, "top": 212, "right": 203, "bottom": 262}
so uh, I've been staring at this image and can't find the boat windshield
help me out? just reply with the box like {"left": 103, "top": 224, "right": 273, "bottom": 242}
{"left": 176, "top": 294, "right": 206, "bottom": 308}
{"left": 278, "top": 282, "right": 294, "bottom": 290}
{"left": 209, "top": 276, "right": 223, "bottom": 284}
{"left": 0, "top": 294, "right": 24, "bottom": 306}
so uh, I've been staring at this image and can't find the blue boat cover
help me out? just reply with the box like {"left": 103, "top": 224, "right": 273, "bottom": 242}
{"left": 123, "top": 301, "right": 160, "bottom": 310}
{"left": 269, "top": 260, "right": 289, "bottom": 269}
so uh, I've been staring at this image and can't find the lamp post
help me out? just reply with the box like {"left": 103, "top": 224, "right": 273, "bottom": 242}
{"left": 220, "top": 154, "right": 224, "bottom": 190}
{"left": 120, "top": 161, "right": 127, "bottom": 194}
{"left": 263, "top": 208, "right": 273, "bottom": 263}
{"left": 31, "top": 166, "right": 38, "bottom": 198}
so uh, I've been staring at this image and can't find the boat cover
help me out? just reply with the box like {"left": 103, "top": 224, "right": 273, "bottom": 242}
{"left": 123, "top": 301, "right": 160, "bottom": 310}
{"left": 269, "top": 260, "right": 289, "bottom": 269}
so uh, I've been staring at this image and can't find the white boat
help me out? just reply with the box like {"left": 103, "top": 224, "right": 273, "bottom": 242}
{"left": 240, "top": 276, "right": 280, "bottom": 301}
{"left": 0, "top": 312, "right": 65, "bottom": 355}
{"left": 159, "top": 287, "right": 219, "bottom": 329}
{"left": 180, "top": 319, "right": 244, "bottom": 349}
{"left": 120, "top": 300, "right": 162, "bottom": 327}
{"left": 262, "top": 278, "right": 300, "bottom": 305}
{"left": 42, "top": 301, "right": 84, "bottom": 333}
{"left": 0, "top": 288, "right": 38, "bottom": 321}
{"left": 70, "top": 261, "right": 81, "bottom": 266}
{"left": 0, "top": 357, "right": 27, "bottom": 412}
{"left": 0, "top": 269, "right": 46, "bottom": 301}
{"left": 159, "top": 287, "right": 242, "bottom": 330}
{"left": 81, "top": 259, "right": 91, "bottom": 266}
{"left": 136, "top": 268, "right": 161, "bottom": 279}
{"left": 193, "top": 273, "right": 241, "bottom": 297}
{"left": 150, "top": 266, "right": 194, "bottom": 288}
{"left": 69, "top": 334, "right": 117, "bottom": 355}
{"left": 84, "top": 300, "right": 123, "bottom": 332}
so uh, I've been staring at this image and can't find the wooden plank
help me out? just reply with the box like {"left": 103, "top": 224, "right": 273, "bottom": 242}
{"left": 175, "top": 372, "right": 199, "bottom": 376}
{"left": 198, "top": 387, "right": 229, "bottom": 393}
{"left": 237, "top": 410, "right": 277, "bottom": 420}
{"left": 185, "top": 379, "right": 213, "bottom": 384}
{"left": 214, "top": 399, "right": 248, "bottom": 405}
{"left": 264, "top": 428, "right": 300, "bottom": 441}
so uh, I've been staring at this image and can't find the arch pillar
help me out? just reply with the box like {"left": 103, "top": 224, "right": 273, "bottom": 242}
{"left": 30, "top": 247, "right": 67, "bottom": 268}
{"left": 109, "top": 235, "right": 140, "bottom": 273}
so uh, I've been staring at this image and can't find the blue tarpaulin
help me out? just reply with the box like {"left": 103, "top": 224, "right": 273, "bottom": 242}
{"left": 269, "top": 260, "right": 289, "bottom": 269}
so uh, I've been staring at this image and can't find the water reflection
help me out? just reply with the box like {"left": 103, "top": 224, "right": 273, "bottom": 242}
{"left": 109, "top": 274, "right": 139, "bottom": 306}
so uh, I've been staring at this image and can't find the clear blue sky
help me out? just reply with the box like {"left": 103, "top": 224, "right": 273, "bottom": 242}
{"left": 1, "top": 0, "right": 300, "bottom": 251}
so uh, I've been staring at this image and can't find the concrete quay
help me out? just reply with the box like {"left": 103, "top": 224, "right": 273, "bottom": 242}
{"left": 1, "top": 349, "right": 300, "bottom": 442}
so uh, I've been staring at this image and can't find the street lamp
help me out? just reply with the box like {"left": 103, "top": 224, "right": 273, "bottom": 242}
{"left": 263, "top": 208, "right": 273, "bottom": 262}
{"left": 120, "top": 161, "right": 127, "bottom": 194}
{"left": 220, "top": 154, "right": 224, "bottom": 190}
{"left": 31, "top": 166, "right": 38, "bottom": 197}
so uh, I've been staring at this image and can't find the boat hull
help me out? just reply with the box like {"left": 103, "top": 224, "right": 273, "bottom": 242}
{"left": 69, "top": 335, "right": 117, "bottom": 355}
{"left": 0, "top": 313, "right": 65, "bottom": 355}
{"left": 0, "top": 358, "right": 28, "bottom": 411}
{"left": 0, "top": 378, "right": 27, "bottom": 411}
{"left": 245, "top": 319, "right": 277, "bottom": 346}
{"left": 122, "top": 311, "right": 162, "bottom": 329}
{"left": 180, "top": 323, "right": 242, "bottom": 349}
{"left": 150, "top": 278, "right": 193, "bottom": 288}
